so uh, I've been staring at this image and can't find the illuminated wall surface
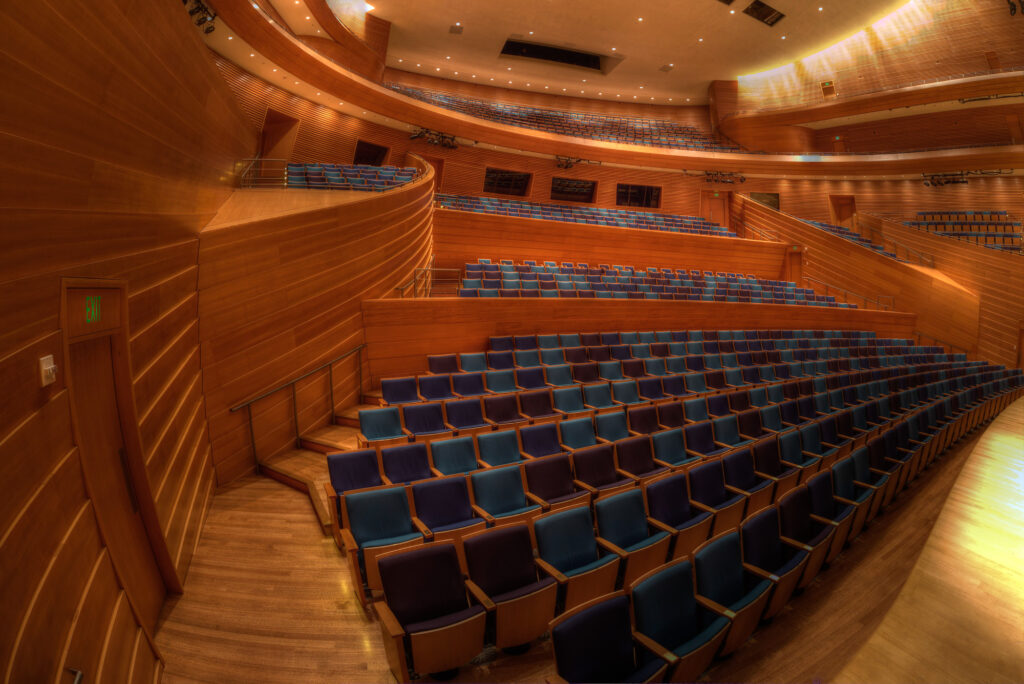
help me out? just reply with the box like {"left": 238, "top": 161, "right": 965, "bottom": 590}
{"left": 737, "top": 0, "right": 1024, "bottom": 110}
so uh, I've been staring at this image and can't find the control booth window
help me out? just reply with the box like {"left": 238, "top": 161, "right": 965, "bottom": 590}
{"left": 484, "top": 168, "right": 532, "bottom": 197}
{"left": 551, "top": 177, "right": 597, "bottom": 203}
{"left": 616, "top": 183, "right": 661, "bottom": 208}
{"left": 750, "top": 192, "right": 781, "bottom": 210}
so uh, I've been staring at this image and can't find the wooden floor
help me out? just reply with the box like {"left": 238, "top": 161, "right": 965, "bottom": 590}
{"left": 156, "top": 398, "right": 1024, "bottom": 683}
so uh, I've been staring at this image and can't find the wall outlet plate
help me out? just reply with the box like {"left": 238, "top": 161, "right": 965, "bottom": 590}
{"left": 39, "top": 355, "right": 57, "bottom": 387}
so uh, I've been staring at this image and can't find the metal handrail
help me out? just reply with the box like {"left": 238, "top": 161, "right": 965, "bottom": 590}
{"left": 743, "top": 223, "right": 781, "bottom": 242}
{"left": 237, "top": 157, "right": 289, "bottom": 188}
{"left": 856, "top": 216, "right": 935, "bottom": 267}
{"left": 914, "top": 330, "right": 970, "bottom": 356}
{"left": 802, "top": 273, "right": 894, "bottom": 311}
{"left": 229, "top": 343, "right": 366, "bottom": 468}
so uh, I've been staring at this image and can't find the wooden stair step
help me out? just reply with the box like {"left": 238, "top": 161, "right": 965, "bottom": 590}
{"left": 362, "top": 389, "right": 384, "bottom": 406}
{"left": 301, "top": 425, "right": 361, "bottom": 453}
{"left": 335, "top": 403, "right": 379, "bottom": 427}
{"left": 260, "top": 449, "right": 331, "bottom": 533}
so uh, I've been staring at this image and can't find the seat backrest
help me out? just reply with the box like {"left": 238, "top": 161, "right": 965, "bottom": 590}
{"left": 444, "top": 398, "right": 485, "bottom": 429}
{"left": 524, "top": 453, "right": 577, "bottom": 500}
{"left": 778, "top": 429, "right": 803, "bottom": 462}
{"left": 806, "top": 471, "right": 838, "bottom": 518}
{"left": 476, "top": 429, "right": 520, "bottom": 466}
{"left": 553, "top": 386, "right": 585, "bottom": 412}
{"left": 552, "top": 595, "right": 637, "bottom": 684}
{"left": 628, "top": 405, "right": 660, "bottom": 434}
{"left": 402, "top": 402, "right": 446, "bottom": 435}
{"left": 464, "top": 524, "right": 538, "bottom": 597}
{"left": 358, "top": 407, "right": 403, "bottom": 440}
{"left": 740, "top": 506, "right": 785, "bottom": 571}
{"left": 380, "top": 443, "right": 432, "bottom": 484}
{"left": 430, "top": 436, "right": 478, "bottom": 475}
{"left": 693, "top": 531, "right": 745, "bottom": 607}
{"left": 381, "top": 377, "right": 419, "bottom": 404}
{"left": 470, "top": 465, "right": 527, "bottom": 514}
{"left": 534, "top": 506, "right": 600, "bottom": 573}
{"left": 379, "top": 543, "right": 467, "bottom": 628}
{"left": 683, "top": 398, "right": 708, "bottom": 422}
{"left": 713, "top": 415, "right": 742, "bottom": 444}
{"left": 327, "top": 449, "right": 382, "bottom": 494}
{"left": 683, "top": 421, "right": 718, "bottom": 455}
{"left": 688, "top": 460, "right": 728, "bottom": 506}
{"left": 519, "top": 389, "right": 554, "bottom": 415}
{"left": 520, "top": 423, "right": 564, "bottom": 458}
{"left": 631, "top": 560, "right": 701, "bottom": 648}
{"left": 583, "top": 382, "right": 615, "bottom": 409}
{"left": 596, "top": 411, "right": 631, "bottom": 442}
{"left": 412, "top": 476, "right": 475, "bottom": 528}
{"left": 451, "top": 372, "right": 486, "bottom": 396}
{"left": 616, "top": 435, "right": 657, "bottom": 474}
{"left": 594, "top": 489, "right": 649, "bottom": 548}
{"left": 345, "top": 486, "right": 415, "bottom": 546}
{"left": 722, "top": 447, "right": 758, "bottom": 490}
{"left": 483, "top": 393, "right": 521, "bottom": 422}
{"left": 418, "top": 374, "right": 453, "bottom": 400}
{"left": 560, "top": 416, "right": 597, "bottom": 449}
{"left": 777, "top": 486, "right": 814, "bottom": 542}
{"left": 571, "top": 444, "right": 618, "bottom": 487}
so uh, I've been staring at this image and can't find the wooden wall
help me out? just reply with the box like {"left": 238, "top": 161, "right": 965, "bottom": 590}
{"left": 433, "top": 210, "right": 790, "bottom": 278}
{"left": 731, "top": 196, "right": 983, "bottom": 357}
{"left": 736, "top": 1, "right": 1024, "bottom": 110}
{"left": 197, "top": 165, "right": 435, "bottom": 484}
{"left": 0, "top": 0, "right": 256, "bottom": 680}
{"left": 362, "top": 298, "right": 917, "bottom": 382}
{"left": 858, "top": 214, "right": 1024, "bottom": 368}
{"left": 815, "top": 103, "right": 1024, "bottom": 154}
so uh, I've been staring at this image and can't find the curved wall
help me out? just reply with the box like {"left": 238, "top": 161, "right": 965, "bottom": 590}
{"left": 0, "top": 0, "right": 256, "bottom": 680}
{"left": 197, "top": 160, "right": 435, "bottom": 484}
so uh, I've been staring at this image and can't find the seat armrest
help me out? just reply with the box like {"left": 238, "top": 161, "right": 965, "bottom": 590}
{"left": 429, "top": 467, "right": 446, "bottom": 478}
{"left": 647, "top": 517, "right": 676, "bottom": 536}
{"left": 713, "top": 440, "right": 736, "bottom": 450}
{"left": 802, "top": 450, "right": 823, "bottom": 460}
{"left": 834, "top": 495, "right": 860, "bottom": 507}
{"left": 595, "top": 436, "right": 613, "bottom": 444}
{"left": 754, "top": 470, "right": 780, "bottom": 483}
{"left": 779, "top": 535, "right": 813, "bottom": 552}
{"left": 375, "top": 601, "right": 406, "bottom": 639}
{"left": 443, "top": 422, "right": 459, "bottom": 432}
{"left": 534, "top": 557, "right": 568, "bottom": 583}
{"left": 695, "top": 594, "right": 736, "bottom": 619}
{"left": 525, "top": 491, "right": 550, "bottom": 509}
{"left": 411, "top": 517, "right": 434, "bottom": 539}
{"left": 519, "top": 451, "right": 536, "bottom": 461}
{"left": 596, "top": 536, "right": 628, "bottom": 558}
{"left": 471, "top": 504, "right": 496, "bottom": 524}
{"left": 810, "top": 513, "right": 840, "bottom": 528}
{"left": 340, "top": 528, "right": 359, "bottom": 553}
{"left": 822, "top": 441, "right": 842, "bottom": 450}
{"left": 633, "top": 632, "right": 678, "bottom": 666}
{"left": 684, "top": 448, "right": 706, "bottom": 460}
{"left": 574, "top": 479, "right": 599, "bottom": 495}
{"left": 628, "top": 429, "right": 644, "bottom": 437}
{"left": 724, "top": 484, "right": 748, "bottom": 497}
{"left": 465, "top": 579, "right": 496, "bottom": 611}
{"left": 853, "top": 478, "right": 881, "bottom": 490}
{"left": 743, "top": 562, "right": 779, "bottom": 582}
{"left": 652, "top": 457, "right": 675, "bottom": 470}
{"left": 690, "top": 500, "right": 717, "bottom": 515}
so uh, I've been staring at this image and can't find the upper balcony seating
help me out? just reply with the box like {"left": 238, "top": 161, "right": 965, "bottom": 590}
{"left": 286, "top": 163, "right": 418, "bottom": 191}
{"left": 903, "top": 210, "right": 1022, "bottom": 254}
{"left": 802, "top": 220, "right": 904, "bottom": 261}
{"left": 437, "top": 194, "right": 737, "bottom": 237}
{"left": 387, "top": 82, "right": 741, "bottom": 153}
{"left": 458, "top": 257, "right": 854, "bottom": 307}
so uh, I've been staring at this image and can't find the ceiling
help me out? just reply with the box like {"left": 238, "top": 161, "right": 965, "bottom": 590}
{"left": 363, "top": 0, "right": 911, "bottom": 104}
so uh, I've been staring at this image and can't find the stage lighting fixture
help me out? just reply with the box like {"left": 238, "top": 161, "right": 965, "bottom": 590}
{"left": 1009, "top": 0, "right": 1017, "bottom": 16}
{"left": 189, "top": 4, "right": 204, "bottom": 15}
{"left": 204, "top": 24, "right": 215, "bottom": 33}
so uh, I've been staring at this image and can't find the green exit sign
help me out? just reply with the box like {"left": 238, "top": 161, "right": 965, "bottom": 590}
{"left": 85, "top": 295, "right": 101, "bottom": 323}
{"left": 714, "top": 192, "right": 720, "bottom": 198}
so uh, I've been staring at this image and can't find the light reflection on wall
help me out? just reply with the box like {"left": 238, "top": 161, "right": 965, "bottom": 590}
{"left": 736, "top": 0, "right": 1020, "bottom": 110}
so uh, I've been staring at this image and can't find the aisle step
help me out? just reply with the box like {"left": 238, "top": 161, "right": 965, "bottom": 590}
{"left": 260, "top": 448, "right": 331, "bottom": 533}
{"left": 301, "top": 425, "right": 361, "bottom": 453}
{"left": 335, "top": 403, "right": 379, "bottom": 427}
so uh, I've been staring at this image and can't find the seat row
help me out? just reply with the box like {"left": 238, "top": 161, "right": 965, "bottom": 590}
{"left": 388, "top": 83, "right": 741, "bottom": 152}
{"left": 361, "top": 355, "right": 964, "bottom": 447}
{"left": 803, "top": 220, "right": 904, "bottom": 261}
{"left": 436, "top": 193, "right": 738, "bottom": 237}
{"left": 358, "top": 372, "right": 1021, "bottom": 681}
{"left": 286, "top": 163, "right": 418, "bottom": 191}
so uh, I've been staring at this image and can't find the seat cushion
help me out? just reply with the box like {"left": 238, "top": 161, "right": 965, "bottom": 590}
{"left": 624, "top": 530, "right": 670, "bottom": 553}
{"left": 625, "top": 658, "right": 666, "bottom": 683}
{"left": 596, "top": 477, "right": 635, "bottom": 491}
{"left": 360, "top": 531, "right": 422, "bottom": 550}
{"left": 494, "top": 504, "right": 542, "bottom": 519}
{"left": 430, "top": 517, "right": 485, "bottom": 534}
{"left": 548, "top": 490, "right": 590, "bottom": 506}
{"left": 492, "top": 576, "right": 557, "bottom": 604}
{"left": 671, "top": 616, "right": 729, "bottom": 658}
{"left": 728, "top": 579, "right": 771, "bottom": 612}
{"left": 406, "top": 604, "right": 486, "bottom": 634}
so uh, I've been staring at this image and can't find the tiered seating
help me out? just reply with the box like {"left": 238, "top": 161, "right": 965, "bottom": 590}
{"left": 387, "top": 83, "right": 742, "bottom": 152}
{"left": 286, "top": 163, "right": 418, "bottom": 191}
{"left": 458, "top": 259, "right": 852, "bottom": 307}
{"left": 329, "top": 329, "right": 1022, "bottom": 679}
{"left": 437, "top": 194, "right": 737, "bottom": 237}
{"left": 904, "top": 211, "right": 1022, "bottom": 253}
{"left": 803, "top": 220, "right": 904, "bottom": 260}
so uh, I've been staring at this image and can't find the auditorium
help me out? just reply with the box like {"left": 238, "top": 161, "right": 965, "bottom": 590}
{"left": 3, "top": 0, "right": 1023, "bottom": 682}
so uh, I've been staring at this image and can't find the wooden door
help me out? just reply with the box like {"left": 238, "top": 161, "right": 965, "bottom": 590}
{"left": 422, "top": 156, "right": 444, "bottom": 189}
{"left": 701, "top": 190, "right": 730, "bottom": 228}
{"left": 829, "top": 195, "right": 857, "bottom": 229}
{"left": 69, "top": 334, "right": 166, "bottom": 630}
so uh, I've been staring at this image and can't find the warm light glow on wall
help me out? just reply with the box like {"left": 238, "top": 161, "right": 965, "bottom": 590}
{"left": 737, "top": 0, "right": 943, "bottom": 108}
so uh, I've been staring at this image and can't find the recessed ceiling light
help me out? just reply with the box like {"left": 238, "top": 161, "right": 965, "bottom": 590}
{"left": 526, "top": 82, "right": 531, "bottom": 86}
{"left": 455, "top": 21, "right": 461, "bottom": 26}
{"left": 416, "top": 63, "right": 420, "bottom": 66}
{"left": 272, "top": 68, "right": 277, "bottom": 71}
{"left": 611, "top": 47, "right": 616, "bottom": 51}
{"left": 633, "top": 95, "right": 637, "bottom": 98}
{"left": 781, "top": 35, "right": 786, "bottom": 39}
{"left": 507, "top": 67, "right": 512, "bottom": 70}
{"left": 637, "top": 17, "right": 643, "bottom": 21}
{"left": 650, "top": 96, "right": 654, "bottom": 100}
{"left": 562, "top": 88, "right": 566, "bottom": 91}
{"left": 639, "top": 86, "right": 644, "bottom": 89}
{"left": 316, "top": 92, "right": 320, "bottom": 95}
{"left": 616, "top": 94, "right": 620, "bottom": 97}
{"left": 294, "top": 81, "right": 298, "bottom": 84}
{"left": 686, "top": 98, "right": 690, "bottom": 101}
{"left": 435, "top": 67, "right": 440, "bottom": 71}
{"left": 472, "top": 74, "right": 476, "bottom": 78}
{"left": 582, "top": 79, "right": 587, "bottom": 82}
{"left": 446, "top": 56, "right": 451, "bottom": 59}
{"left": 598, "top": 91, "right": 603, "bottom": 95}
{"left": 668, "top": 63, "right": 674, "bottom": 67}
{"left": 529, "top": 30, "right": 534, "bottom": 35}
{"left": 455, "top": 71, "right": 459, "bottom": 75}
{"left": 339, "top": 102, "right": 344, "bottom": 105}
{"left": 544, "top": 85, "right": 548, "bottom": 88}
{"left": 250, "top": 53, "right": 255, "bottom": 57}
{"left": 730, "top": 9, "right": 735, "bottom": 13}
{"left": 580, "top": 90, "right": 584, "bottom": 93}
{"left": 490, "top": 77, "right": 494, "bottom": 80}
{"left": 668, "top": 98, "right": 673, "bottom": 101}
{"left": 698, "top": 38, "right": 703, "bottom": 42}
{"left": 818, "top": 6, "right": 823, "bottom": 10}
{"left": 398, "top": 58, "right": 403, "bottom": 62}
{"left": 227, "top": 36, "right": 233, "bottom": 40}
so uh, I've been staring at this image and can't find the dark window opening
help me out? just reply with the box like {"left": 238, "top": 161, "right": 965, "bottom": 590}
{"left": 484, "top": 168, "right": 532, "bottom": 196}
{"left": 551, "top": 177, "right": 597, "bottom": 203}
{"left": 616, "top": 183, "right": 661, "bottom": 208}
{"left": 500, "top": 40, "right": 603, "bottom": 71}
{"left": 750, "top": 192, "right": 781, "bottom": 210}
{"left": 353, "top": 140, "right": 390, "bottom": 166}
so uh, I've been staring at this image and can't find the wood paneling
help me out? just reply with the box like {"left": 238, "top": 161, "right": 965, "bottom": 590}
{"left": 197, "top": 162, "right": 435, "bottom": 484}
{"left": 858, "top": 213, "right": 1024, "bottom": 369}
{"left": 433, "top": 209, "right": 790, "bottom": 277}
{"left": 735, "top": 2, "right": 1024, "bottom": 110}
{"left": 0, "top": 0, "right": 255, "bottom": 678}
{"left": 210, "top": 0, "right": 1022, "bottom": 177}
{"left": 731, "top": 195, "right": 982, "bottom": 356}
{"left": 814, "top": 103, "right": 1024, "bottom": 154}
{"left": 361, "top": 298, "right": 916, "bottom": 382}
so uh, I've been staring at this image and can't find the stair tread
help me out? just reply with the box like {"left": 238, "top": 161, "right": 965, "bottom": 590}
{"left": 262, "top": 449, "right": 331, "bottom": 529}
{"left": 337, "top": 404, "right": 379, "bottom": 420}
{"left": 302, "top": 425, "right": 361, "bottom": 450}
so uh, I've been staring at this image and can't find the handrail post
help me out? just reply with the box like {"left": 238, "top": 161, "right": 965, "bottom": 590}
{"left": 357, "top": 346, "right": 364, "bottom": 404}
{"left": 328, "top": 362, "right": 335, "bottom": 421}
{"left": 292, "top": 384, "right": 300, "bottom": 448}
{"left": 246, "top": 404, "right": 260, "bottom": 474}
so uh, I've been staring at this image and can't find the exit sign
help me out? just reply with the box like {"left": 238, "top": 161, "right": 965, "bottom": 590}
{"left": 66, "top": 288, "right": 121, "bottom": 339}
